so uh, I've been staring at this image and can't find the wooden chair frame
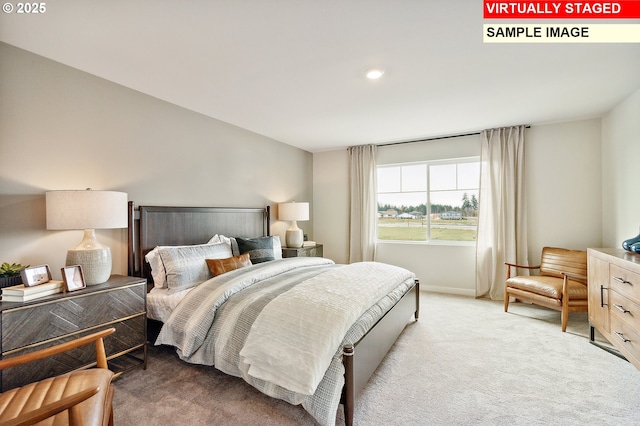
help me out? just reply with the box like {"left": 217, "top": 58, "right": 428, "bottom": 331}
{"left": 0, "top": 328, "right": 116, "bottom": 426}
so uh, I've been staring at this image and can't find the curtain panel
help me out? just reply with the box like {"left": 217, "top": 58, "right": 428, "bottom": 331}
{"left": 475, "top": 126, "right": 528, "bottom": 299}
{"left": 348, "top": 145, "right": 377, "bottom": 263}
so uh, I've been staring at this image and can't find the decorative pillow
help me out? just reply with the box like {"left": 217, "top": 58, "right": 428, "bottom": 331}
{"left": 206, "top": 253, "right": 252, "bottom": 277}
{"left": 236, "top": 236, "right": 275, "bottom": 264}
{"left": 145, "top": 236, "right": 221, "bottom": 289}
{"left": 228, "top": 236, "right": 281, "bottom": 258}
{"left": 158, "top": 243, "right": 232, "bottom": 294}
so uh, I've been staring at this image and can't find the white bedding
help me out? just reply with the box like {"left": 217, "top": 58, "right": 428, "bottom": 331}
{"left": 147, "top": 287, "right": 192, "bottom": 322}
{"left": 238, "top": 261, "right": 414, "bottom": 395}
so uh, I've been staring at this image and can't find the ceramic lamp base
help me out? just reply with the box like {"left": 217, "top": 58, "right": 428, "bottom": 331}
{"left": 285, "top": 221, "right": 304, "bottom": 248}
{"left": 66, "top": 247, "right": 111, "bottom": 285}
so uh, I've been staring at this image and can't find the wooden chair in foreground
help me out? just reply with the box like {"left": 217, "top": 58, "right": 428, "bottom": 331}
{"left": 0, "top": 328, "right": 116, "bottom": 426}
{"left": 505, "top": 247, "right": 588, "bottom": 332}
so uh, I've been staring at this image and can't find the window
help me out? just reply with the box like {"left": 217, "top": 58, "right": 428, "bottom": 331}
{"left": 377, "top": 158, "right": 480, "bottom": 242}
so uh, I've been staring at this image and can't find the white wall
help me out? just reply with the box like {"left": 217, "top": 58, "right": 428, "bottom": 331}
{"left": 601, "top": 89, "right": 640, "bottom": 247}
{"left": 314, "top": 119, "right": 604, "bottom": 297}
{"left": 0, "top": 43, "right": 314, "bottom": 280}
{"left": 525, "top": 119, "right": 603, "bottom": 257}
{"left": 312, "top": 149, "right": 350, "bottom": 263}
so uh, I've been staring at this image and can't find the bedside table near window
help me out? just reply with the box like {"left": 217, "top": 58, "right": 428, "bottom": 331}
{"left": 282, "top": 244, "right": 323, "bottom": 258}
{"left": 0, "top": 274, "right": 146, "bottom": 391}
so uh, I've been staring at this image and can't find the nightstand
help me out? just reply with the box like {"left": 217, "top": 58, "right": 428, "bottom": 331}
{"left": 0, "top": 275, "right": 146, "bottom": 391}
{"left": 282, "top": 244, "right": 323, "bottom": 258}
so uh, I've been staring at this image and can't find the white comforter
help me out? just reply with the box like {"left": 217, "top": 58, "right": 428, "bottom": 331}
{"left": 239, "top": 261, "right": 415, "bottom": 395}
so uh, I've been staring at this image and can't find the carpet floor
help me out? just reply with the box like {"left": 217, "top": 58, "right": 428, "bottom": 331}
{"left": 112, "top": 292, "right": 640, "bottom": 425}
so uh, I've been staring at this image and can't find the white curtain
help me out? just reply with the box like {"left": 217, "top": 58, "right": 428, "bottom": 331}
{"left": 348, "top": 145, "right": 377, "bottom": 263}
{"left": 475, "top": 126, "right": 528, "bottom": 300}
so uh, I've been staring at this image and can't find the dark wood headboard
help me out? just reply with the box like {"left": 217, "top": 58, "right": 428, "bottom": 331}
{"left": 127, "top": 202, "right": 270, "bottom": 281}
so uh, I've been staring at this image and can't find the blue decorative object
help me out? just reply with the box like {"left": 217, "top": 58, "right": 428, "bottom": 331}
{"left": 622, "top": 233, "right": 640, "bottom": 252}
{"left": 631, "top": 242, "right": 640, "bottom": 254}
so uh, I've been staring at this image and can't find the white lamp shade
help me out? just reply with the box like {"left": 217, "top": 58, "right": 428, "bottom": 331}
{"left": 46, "top": 190, "right": 128, "bottom": 230}
{"left": 278, "top": 202, "right": 309, "bottom": 221}
{"left": 46, "top": 189, "right": 127, "bottom": 285}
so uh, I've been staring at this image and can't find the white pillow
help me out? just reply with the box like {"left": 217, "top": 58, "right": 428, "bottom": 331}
{"left": 209, "top": 234, "right": 233, "bottom": 248}
{"left": 158, "top": 242, "right": 233, "bottom": 294}
{"left": 272, "top": 235, "right": 282, "bottom": 260}
{"left": 145, "top": 248, "right": 168, "bottom": 288}
{"left": 145, "top": 236, "right": 223, "bottom": 289}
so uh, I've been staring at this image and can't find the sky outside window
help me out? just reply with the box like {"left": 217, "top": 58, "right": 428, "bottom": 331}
{"left": 378, "top": 161, "right": 479, "bottom": 209}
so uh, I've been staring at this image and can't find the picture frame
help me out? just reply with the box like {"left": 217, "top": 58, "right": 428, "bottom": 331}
{"left": 61, "top": 265, "right": 86, "bottom": 292}
{"left": 20, "top": 264, "right": 52, "bottom": 287}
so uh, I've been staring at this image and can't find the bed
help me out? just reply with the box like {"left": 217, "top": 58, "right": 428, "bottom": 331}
{"left": 126, "top": 202, "right": 419, "bottom": 426}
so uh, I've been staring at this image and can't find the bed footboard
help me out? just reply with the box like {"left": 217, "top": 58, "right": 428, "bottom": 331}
{"left": 342, "top": 279, "right": 419, "bottom": 425}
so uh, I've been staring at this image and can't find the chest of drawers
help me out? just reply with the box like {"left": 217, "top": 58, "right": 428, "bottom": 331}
{"left": 0, "top": 275, "right": 146, "bottom": 391}
{"left": 588, "top": 248, "right": 640, "bottom": 370}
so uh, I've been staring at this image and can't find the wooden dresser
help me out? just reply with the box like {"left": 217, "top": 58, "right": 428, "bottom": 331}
{"left": 0, "top": 275, "right": 147, "bottom": 391}
{"left": 588, "top": 248, "right": 640, "bottom": 370}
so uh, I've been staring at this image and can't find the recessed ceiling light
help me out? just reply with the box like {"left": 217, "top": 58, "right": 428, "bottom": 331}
{"left": 366, "top": 68, "right": 385, "bottom": 80}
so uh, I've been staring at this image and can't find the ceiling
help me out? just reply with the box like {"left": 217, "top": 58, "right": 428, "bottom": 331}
{"left": 1, "top": 1, "right": 639, "bottom": 152}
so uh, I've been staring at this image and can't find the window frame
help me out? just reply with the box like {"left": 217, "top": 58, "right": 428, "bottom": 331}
{"left": 376, "top": 156, "right": 480, "bottom": 246}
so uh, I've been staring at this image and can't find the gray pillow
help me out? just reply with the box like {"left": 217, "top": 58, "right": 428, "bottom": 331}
{"left": 236, "top": 236, "right": 276, "bottom": 264}
{"left": 158, "top": 243, "right": 232, "bottom": 294}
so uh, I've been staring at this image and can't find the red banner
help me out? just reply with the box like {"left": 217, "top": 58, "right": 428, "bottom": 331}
{"left": 484, "top": 1, "right": 640, "bottom": 19}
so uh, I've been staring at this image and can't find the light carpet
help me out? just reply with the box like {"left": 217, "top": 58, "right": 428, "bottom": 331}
{"left": 113, "top": 292, "right": 640, "bottom": 425}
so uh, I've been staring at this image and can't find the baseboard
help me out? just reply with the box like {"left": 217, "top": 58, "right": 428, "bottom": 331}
{"left": 421, "top": 285, "right": 476, "bottom": 297}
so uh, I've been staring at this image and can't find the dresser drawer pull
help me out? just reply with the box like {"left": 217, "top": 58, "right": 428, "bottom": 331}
{"left": 614, "top": 331, "right": 631, "bottom": 343}
{"left": 613, "top": 277, "right": 632, "bottom": 285}
{"left": 614, "top": 304, "right": 631, "bottom": 314}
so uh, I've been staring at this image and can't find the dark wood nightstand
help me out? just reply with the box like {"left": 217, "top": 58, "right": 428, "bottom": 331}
{"left": 0, "top": 275, "right": 146, "bottom": 391}
{"left": 282, "top": 244, "right": 323, "bottom": 258}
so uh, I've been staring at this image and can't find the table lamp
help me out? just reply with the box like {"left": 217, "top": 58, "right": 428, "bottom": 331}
{"left": 278, "top": 201, "right": 309, "bottom": 248}
{"left": 46, "top": 189, "right": 128, "bottom": 285}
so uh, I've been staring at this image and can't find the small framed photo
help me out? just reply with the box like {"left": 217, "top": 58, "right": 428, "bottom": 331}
{"left": 21, "top": 265, "right": 52, "bottom": 287}
{"left": 61, "top": 265, "right": 86, "bottom": 292}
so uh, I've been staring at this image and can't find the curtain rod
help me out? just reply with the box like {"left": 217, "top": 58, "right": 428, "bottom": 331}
{"left": 376, "top": 125, "right": 531, "bottom": 148}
